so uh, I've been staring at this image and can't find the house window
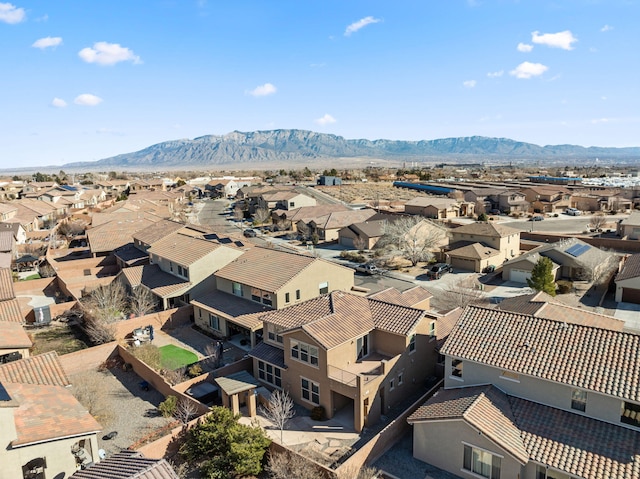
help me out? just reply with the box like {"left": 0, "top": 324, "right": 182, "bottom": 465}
{"left": 301, "top": 378, "right": 320, "bottom": 405}
{"left": 390, "top": 378, "right": 395, "bottom": 391}
{"left": 170, "top": 261, "right": 174, "bottom": 272}
{"left": 621, "top": 401, "right": 640, "bottom": 428}
{"left": 319, "top": 281, "right": 329, "bottom": 294}
{"left": 356, "top": 334, "right": 369, "bottom": 360}
{"left": 463, "top": 444, "right": 501, "bottom": 479}
{"left": 209, "top": 313, "right": 219, "bottom": 331}
{"left": 291, "top": 339, "right": 319, "bottom": 366}
{"left": 285, "top": 292, "right": 290, "bottom": 303}
{"left": 258, "top": 360, "right": 282, "bottom": 388}
{"left": 289, "top": 202, "right": 295, "bottom": 208}
{"left": 571, "top": 389, "right": 587, "bottom": 412}
{"left": 451, "top": 359, "right": 463, "bottom": 379}
{"left": 409, "top": 334, "right": 416, "bottom": 353}
{"left": 398, "top": 373, "right": 403, "bottom": 385}
{"left": 429, "top": 321, "right": 436, "bottom": 338}
{"left": 296, "top": 289, "right": 301, "bottom": 300}
{"left": 232, "top": 282, "right": 242, "bottom": 297}
{"left": 266, "top": 324, "right": 283, "bottom": 344}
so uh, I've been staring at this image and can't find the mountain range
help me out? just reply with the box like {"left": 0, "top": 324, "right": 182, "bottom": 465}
{"left": 62, "top": 129, "right": 640, "bottom": 170}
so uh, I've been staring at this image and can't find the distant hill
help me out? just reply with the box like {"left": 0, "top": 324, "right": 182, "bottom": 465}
{"left": 62, "top": 129, "right": 640, "bottom": 170}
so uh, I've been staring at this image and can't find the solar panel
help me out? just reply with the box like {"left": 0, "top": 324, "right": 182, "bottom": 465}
{"left": 566, "top": 243, "right": 591, "bottom": 257}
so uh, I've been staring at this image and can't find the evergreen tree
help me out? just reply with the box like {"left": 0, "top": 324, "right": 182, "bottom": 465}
{"left": 527, "top": 257, "right": 557, "bottom": 296}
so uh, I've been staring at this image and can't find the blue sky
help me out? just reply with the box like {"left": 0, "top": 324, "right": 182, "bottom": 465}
{"left": 1, "top": 0, "right": 638, "bottom": 168}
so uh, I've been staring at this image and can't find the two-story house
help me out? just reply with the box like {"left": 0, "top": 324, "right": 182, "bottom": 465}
{"left": 192, "top": 247, "right": 354, "bottom": 349}
{"left": 497, "top": 190, "right": 529, "bottom": 213}
{"left": 118, "top": 231, "right": 245, "bottom": 309}
{"left": 249, "top": 290, "right": 443, "bottom": 432}
{"left": 404, "top": 197, "right": 472, "bottom": 219}
{"left": 408, "top": 305, "right": 640, "bottom": 479}
{"left": 0, "top": 352, "right": 102, "bottom": 479}
{"left": 258, "top": 191, "right": 317, "bottom": 212}
{"left": 444, "top": 222, "right": 520, "bottom": 272}
{"left": 521, "top": 186, "right": 572, "bottom": 213}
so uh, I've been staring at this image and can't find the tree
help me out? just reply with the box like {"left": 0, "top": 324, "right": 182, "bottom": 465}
{"left": 80, "top": 282, "right": 128, "bottom": 344}
{"left": 174, "top": 397, "right": 200, "bottom": 425}
{"left": 437, "top": 278, "right": 487, "bottom": 310}
{"left": 180, "top": 406, "right": 271, "bottom": 478}
{"left": 527, "top": 257, "right": 557, "bottom": 296}
{"left": 261, "top": 389, "right": 295, "bottom": 444}
{"left": 253, "top": 207, "right": 271, "bottom": 230}
{"left": 589, "top": 212, "right": 607, "bottom": 231}
{"left": 159, "top": 395, "right": 178, "bottom": 418}
{"left": 378, "top": 216, "right": 447, "bottom": 266}
{"left": 130, "top": 286, "right": 157, "bottom": 317}
{"left": 296, "top": 221, "right": 311, "bottom": 242}
{"left": 353, "top": 235, "right": 367, "bottom": 252}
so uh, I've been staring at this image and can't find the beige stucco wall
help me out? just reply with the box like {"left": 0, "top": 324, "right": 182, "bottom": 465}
{"left": 0, "top": 430, "right": 99, "bottom": 479}
{"left": 411, "top": 419, "right": 524, "bottom": 479}
{"left": 444, "top": 358, "right": 630, "bottom": 428}
{"left": 616, "top": 276, "right": 640, "bottom": 302}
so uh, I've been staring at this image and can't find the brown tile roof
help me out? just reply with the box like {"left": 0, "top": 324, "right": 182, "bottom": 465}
{"left": 405, "top": 197, "right": 458, "bottom": 208}
{"left": 441, "top": 305, "right": 640, "bottom": 401}
{"left": 88, "top": 217, "right": 156, "bottom": 253}
{"left": 0, "top": 203, "right": 18, "bottom": 214}
{"left": 148, "top": 232, "right": 227, "bottom": 266}
{"left": 261, "top": 291, "right": 425, "bottom": 349}
{"left": 0, "top": 351, "right": 70, "bottom": 386}
{"left": 119, "top": 264, "right": 191, "bottom": 298}
{"left": 249, "top": 342, "right": 287, "bottom": 369}
{"left": 408, "top": 385, "right": 529, "bottom": 464}
{"left": 6, "top": 382, "right": 101, "bottom": 446}
{"left": 435, "top": 308, "right": 463, "bottom": 348}
{"left": 71, "top": 450, "right": 179, "bottom": 479}
{"left": 447, "top": 242, "right": 500, "bottom": 260}
{"left": 368, "top": 286, "right": 433, "bottom": 308}
{"left": 15, "top": 197, "right": 57, "bottom": 215}
{"left": 0, "top": 230, "right": 14, "bottom": 252}
{"left": 0, "top": 322, "right": 32, "bottom": 348}
{"left": 617, "top": 253, "right": 640, "bottom": 282}
{"left": 132, "top": 219, "right": 185, "bottom": 246}
{"left": 279, "top": 204, "right": 349, "bottom": 222}
{"left": 620, "top": 211, "right": 640, "bottom": 226}
{"left": 0, "top": 267, "right": 15, "bottom": 301}
{"left": 192, "top": 290, "right": 271, "bottom": 331}
{"left": 450, "top": 221, "right": 520, "bottom": 238}
{"left": 409, "top": 385, "right": 640, "bottom": 479}
{"left": 215, "top": 247, "right": 340, "bottom": 293}
{"left": 310, "top": 209, "right": 377, "bottom": 230}
{"left": 495, "top": 290, "right": 553, "bottom": 315}
{"left": 0, "top": 298, "right": 24, "bottom": 323}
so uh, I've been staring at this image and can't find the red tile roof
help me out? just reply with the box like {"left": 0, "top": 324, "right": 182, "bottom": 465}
{"left": 0, "top": 267, "right": 15, "bottom": 301}
{"left": 0, "top": 351, "right": 70, "bottom": 386}
{"left": 0, "top": 322, "right": 32, "bottom": 349}
{"left": 617, "top": 253, "right": 640, "bottom": 282}
{"left": 368, "top": 286, "right": 432, "bottom": 308}
{"left": 71, "top": 450, "right": 179, "bottom": 479}
{"left": 441, "top": 305, "right": 640, "bottom": 401}
{"left": 0, "top": 298, "right": 24, "bottom": 323}
{"left": 6, "top": 382, "right": 101, "bottom": 446}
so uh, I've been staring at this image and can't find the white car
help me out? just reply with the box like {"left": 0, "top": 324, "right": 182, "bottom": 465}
{"left": 565, "top": 208, "right": 581, "bottom": 216}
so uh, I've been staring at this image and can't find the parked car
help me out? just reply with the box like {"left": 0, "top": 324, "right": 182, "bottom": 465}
{"left": 529, "top": 215, "right": 544, "bottom": 221}
{"left": 565, "top": 207, "right": 581, "bottom": 216}
{"left": 427, "top": 263, "right": 452, "bottom": 279}
{"left": 243, "top": 229, "right": 257, "bottom": 238}
{"left": 354, "top": 263, "right": 383, "bottom": 275}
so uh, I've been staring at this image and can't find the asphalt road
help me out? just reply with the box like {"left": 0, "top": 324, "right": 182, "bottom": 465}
{"left": 496, "top": 214, "right": 624, "bottom": 234}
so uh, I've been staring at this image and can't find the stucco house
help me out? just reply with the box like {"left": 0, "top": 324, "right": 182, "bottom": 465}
{"left": 192, "top": 247, "right": 355, "bottom": 348}
{"left": 615, "top": 253, "right": 640, "bottom": 303}
{"left": 521, "top": 185, "right": 572, "bottom": 213}
{"left": 618, "top": 211, "right": 640, "bottom": 239}
{"left": 408, "top": 305, "right": 640, "bottom": 479}
{"left": 301, "top": 208, "right": 378, "bottom": 242}
{"left": 404, "top": 197, "right": 472, "bottom": 219}
{"left": 248, "top": 287, "right": 449, "bottom": 432}
{"left": 0, "top": 352, "right": 101, "bottom": 479}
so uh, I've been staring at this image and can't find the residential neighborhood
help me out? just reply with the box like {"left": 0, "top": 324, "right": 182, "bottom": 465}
{"left": 1, "top": 169, "right": 640, "bottom": 479}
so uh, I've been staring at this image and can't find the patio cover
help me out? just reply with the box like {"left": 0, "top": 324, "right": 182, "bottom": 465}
{"left": 215, "top": 370, "right": 259, "bottom": 396}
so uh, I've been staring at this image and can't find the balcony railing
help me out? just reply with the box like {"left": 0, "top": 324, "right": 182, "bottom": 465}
{"left": 327, "top": 363, "right": 385, "bottom": 388}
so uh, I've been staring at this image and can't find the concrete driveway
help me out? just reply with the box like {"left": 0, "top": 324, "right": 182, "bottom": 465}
{"left": 614, "top": 302, "right": 640, "bottom": 331}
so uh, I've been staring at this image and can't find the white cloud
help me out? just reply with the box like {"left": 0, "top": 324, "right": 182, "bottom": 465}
{"left": 463, "top": 80, "right": 476, "bottom": 88}
{"left": 344, "top": 16, "right": 380, "bottom": 36}
{"left": 487, "top": 70, "right": 503, "bottom": 78}
{"left": 531, "top": 30, "right": 577, "bottom": 50}
{"left": 0, "top": 2, "right": 25, "bottom": 23}
{"left": 74, "top": 94, "right": 103, "bottom": 106}
{"left": 517, "top": 42, "right": 533, "bottom": 52}
{"left": 247, "top": 83, "right": 277, "bottom": 97}
{"left": 315, "top": 114, "right": 336, "bottom": 125}
{"left": 509, "top": 61, "right": 548, "bottom": 79}
{"left": 32, "top": 36, "right": 62, "bottom": 49}
{"left": 51, "top": 97, "right": 67, "bottom": 108}
{"left": 600, "top": 24, "right": 613, "bottom": 32}
{"left": 78, "top": 42, "right": 141, "bottom": 66}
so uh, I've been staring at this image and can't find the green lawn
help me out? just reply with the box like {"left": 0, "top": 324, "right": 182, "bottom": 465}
{"left": 158, "top": 344, "right": 198, "bottom": 370}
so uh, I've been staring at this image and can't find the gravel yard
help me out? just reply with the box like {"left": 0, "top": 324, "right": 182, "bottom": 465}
{"left": 69, "top": 362, "right": 173, "bottom": 457}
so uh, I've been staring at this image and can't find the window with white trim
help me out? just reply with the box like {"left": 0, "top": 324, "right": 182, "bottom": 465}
{"left": 209, "top": 313, "right": 219, "bottom": 331}
{"left": 389, "top": 378, "right": 395, "bottom": 390}
{"left": 291, "top": 339, "right": 319, "bottom": 366}
{"left": 285, "top": 292, "right": 290, "bottom": 303}
{"left": 266, "top": 323, "right": 283, "bottom": 344}
{"left": 571, "top": 389, "right": 587, "bottom": 412}
{"left": 409, "top": 334, "right": 416, "bottom": 353}
{"left": 463, "top": 444, "right": 501, "bottom": 479}
{"left": 232, "top": 282, "right": 242, "bottom": 297}
{"left": 301, "top": 378, "right": 319, "bottom": 405}
{"left": 451, "top": 359, "right": 463, "bottom": 379}
{"left": 429, "top": 321, "right": 435, "bottom": 338}
{"left": 319, "top": 281, "right": 329, "bottom": 295}
{"left": 296, "top": 289, "right": 301, "bottom": 300}
{"left": 398, "top": 372, "right": 403, "bottom": 385}
{"left": 258, "top": 360, "right": 282, "bottom": 388}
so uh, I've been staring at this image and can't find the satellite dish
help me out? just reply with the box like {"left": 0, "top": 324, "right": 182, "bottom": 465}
{"left": 98, "top": 449, "right": 106, "bottom": 460}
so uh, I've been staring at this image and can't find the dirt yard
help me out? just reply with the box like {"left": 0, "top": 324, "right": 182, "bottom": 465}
{"left": 28, "top": 322, "right": 91, "bottom": 355}
{"left": 315, "top": 182, "right": 429, "bottom": 205}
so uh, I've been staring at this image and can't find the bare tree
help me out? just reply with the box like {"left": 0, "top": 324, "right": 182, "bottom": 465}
{"left": 71, "top": 371, "right": 116, "bottom": 426}
{"left": 378, "top": 216, "right": 447, "bottom": 266}
{"left": 83, "top": 282, "right": 128, "bottom": 321}
{"left": 130, "top": 286, "right": 157, "bottom": 317}
{"left": 296, "top": 221, "right": 311, "bottom": 241}
{"left": 353, "top": 235, "right": 367, "bottom": 252}
{"left": 337, "top": 463, "right": 381, "bottom": 479}
{"left": 437, "top": 278, "right": 487, "bottom": 311}
{"left": 267, "top": 450, "right": 327, "bottom": 479}
{"left": 83, "top": 313, "right": 118, "bottom": 344}
{"left": 261, "top": 389, "right": 295, "bottom": 444}
{"left": 57, "top": 220, "right": 85, "bottom": 238}
{"left": 233, "top": 205, "right": 245, "bottom": 222}
{"left": 474, "top": 201, "right": 486, "bottom": 216}
{"left": 253, "top": 207, "right": 271, "bottom": 230}
{"left": 175, "top": 397, "right": 200, "bottom": 425}
{"left": 589, "top": 212, "right": 607, "bottom": 231}
{"left": 275, "top": 219, "right": 291, "bottom": 232}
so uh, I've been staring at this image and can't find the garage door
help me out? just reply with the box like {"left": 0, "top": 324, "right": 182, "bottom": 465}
{"left": 622, "top": 288, "right": 640, "bottom": 304}
{"left": 509, "top": 268, "right": 531, "bottom": 284}
{"left": 339, "top": 236, "right": 354, "bottom": 248}
{"left": 451, "top": 257, "right": 476, "bottom": 272}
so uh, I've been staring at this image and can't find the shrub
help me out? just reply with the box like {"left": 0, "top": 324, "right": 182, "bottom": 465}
{"left": 188, "top": 364, "right": 203, "bottom": 378}
{"left": 159, "top": 395, "right": 178, "bottom": 418}
{"left": 339, "top": 251, "right": 367, "bottom": 263}
{"left": 310, "top": 406, "right": 326, "bottom": 421}
{"left": 557, "top": 280, "right": 573, "bottom": 294}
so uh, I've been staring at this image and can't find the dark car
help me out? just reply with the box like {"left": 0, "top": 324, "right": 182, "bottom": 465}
{"left": 427, "top": 263, "right": 452, "bottom": 279}
{"left": 243, "top": 229, "right": 257, "bottom": 238}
